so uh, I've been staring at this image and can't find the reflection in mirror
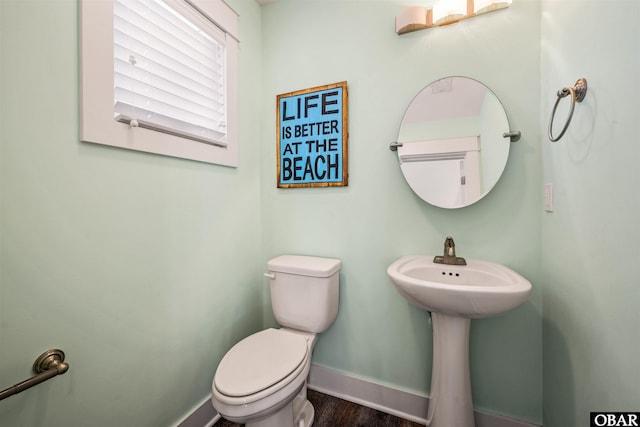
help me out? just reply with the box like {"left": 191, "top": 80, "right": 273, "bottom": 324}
{"left": 396, "top": 77, "right": 511, "bottom": 209}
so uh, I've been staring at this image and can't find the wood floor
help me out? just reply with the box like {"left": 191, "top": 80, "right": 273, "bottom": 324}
{"left": 215, "top": 389, "right": 423, "bottom": 427}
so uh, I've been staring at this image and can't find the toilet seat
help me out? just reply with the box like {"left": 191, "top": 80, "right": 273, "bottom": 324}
{"left": 213, "top": 328, "right": 309, "bottom": 403}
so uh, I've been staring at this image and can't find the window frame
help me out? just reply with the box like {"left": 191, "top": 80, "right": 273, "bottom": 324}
{"left": 80, "top": 0, "right": 239, "bottom": 167}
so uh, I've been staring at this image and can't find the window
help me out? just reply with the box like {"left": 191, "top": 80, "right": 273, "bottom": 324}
{"left": 80, "top": 0, "right": 238, "bottom": 166}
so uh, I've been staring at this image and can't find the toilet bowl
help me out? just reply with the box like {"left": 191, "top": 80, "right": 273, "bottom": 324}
{"left": 212, "top": 328, "right": 316, "bottom": 427}
{"left": 211, "top": 255, "right": 341, "bottom": 427}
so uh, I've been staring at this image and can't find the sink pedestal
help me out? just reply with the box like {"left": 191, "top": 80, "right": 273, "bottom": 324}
{"left": 427, "top": 313, "right": 474, "bottom": 427}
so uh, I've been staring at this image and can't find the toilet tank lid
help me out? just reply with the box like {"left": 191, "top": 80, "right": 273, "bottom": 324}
{"left": 268, "top": 255, "right": 341, "bottom": 277}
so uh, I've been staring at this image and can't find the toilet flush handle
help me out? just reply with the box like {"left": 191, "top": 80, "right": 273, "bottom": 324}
{"left": 264, "top": 272, "right": 276, "bottom": 280}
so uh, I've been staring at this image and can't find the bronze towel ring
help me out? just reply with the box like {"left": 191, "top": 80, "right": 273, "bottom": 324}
{"left": 548, "top": 78, "right": 588, "bottom": 142}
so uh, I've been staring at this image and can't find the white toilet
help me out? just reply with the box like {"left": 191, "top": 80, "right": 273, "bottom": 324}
{"left": 211, "top": 255, "right": 341, "bottom": 427}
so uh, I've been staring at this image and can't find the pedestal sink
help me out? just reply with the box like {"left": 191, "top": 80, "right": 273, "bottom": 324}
{"left": 387, "top": 255, "right": 532, "bottom": 427}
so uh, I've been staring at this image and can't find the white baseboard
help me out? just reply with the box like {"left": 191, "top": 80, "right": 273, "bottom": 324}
{"left": 308, "top": 364, "right": 428, "bottom": 424}
{"left": 178, "top": 364, "right": 541, "bottom": 427}
{"left": 308, "top": 364, "right": 541, "bottom": 427}
{"left": 173, "top": 395, "right": 218, "bottom": 427}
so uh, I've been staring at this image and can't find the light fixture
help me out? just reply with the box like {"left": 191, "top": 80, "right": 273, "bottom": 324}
{"left": 474, "top": 0, "right": 512, "bottom": 15}
{"left": 395, "top": 0, "right": 513, "bottom": 35}
{"left": 432, "top": 0, "right": 467, "bottom": 26}
{"left": 395, "top": 6, "right": 428, "bottom": 35}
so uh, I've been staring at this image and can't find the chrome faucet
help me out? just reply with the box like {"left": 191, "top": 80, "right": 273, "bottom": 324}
{"left": 433, "top": 236, "right": 467, "bottom": 265}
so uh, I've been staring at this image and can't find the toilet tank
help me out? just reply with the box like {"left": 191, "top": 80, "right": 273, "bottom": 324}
{"left": 267, "top": 255, "right": 341, "bottom": 333}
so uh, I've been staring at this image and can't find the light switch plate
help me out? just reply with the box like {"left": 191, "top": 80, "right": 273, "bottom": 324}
{"left": 544, "top": 183, "right": 553, "bottom": 212}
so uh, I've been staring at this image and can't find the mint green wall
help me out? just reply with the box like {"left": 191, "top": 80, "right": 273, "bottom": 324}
{"left": 260, "top": 1, "right": 542, "bottom": 423}
{"left": 6, "top": 1, "right": 637, "bottom": 426}
{"left": 0, "top": 1, "right": 263, "bottom": 426}
{"left": 541, "top": 1, "right": 640, "bottom": 426}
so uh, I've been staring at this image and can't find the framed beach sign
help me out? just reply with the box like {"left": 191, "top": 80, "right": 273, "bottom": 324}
{"left": 276, "top": 81, "right": 348, "bottom": 188}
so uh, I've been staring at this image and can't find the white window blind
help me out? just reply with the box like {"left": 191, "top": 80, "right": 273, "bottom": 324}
{"left": 114, "top": 0, "right": 228, "bottom": 147}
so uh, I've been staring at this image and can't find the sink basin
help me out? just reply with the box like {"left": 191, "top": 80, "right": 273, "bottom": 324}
{"left": 387, "top": 255, "right": 532, "bottom": 318}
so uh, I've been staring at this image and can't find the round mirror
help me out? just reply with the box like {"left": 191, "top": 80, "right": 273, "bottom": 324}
{"left": 396, "top": 77, "right": 512, "bottom": 209}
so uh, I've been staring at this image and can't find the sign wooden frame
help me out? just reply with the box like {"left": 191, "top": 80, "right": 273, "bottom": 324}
{"left": 276, "top": 81, "right": 348, "bottom": 188}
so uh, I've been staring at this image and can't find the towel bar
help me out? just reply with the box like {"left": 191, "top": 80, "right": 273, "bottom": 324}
{"left": 0, "top": 349, "right": 69, "bottom": 401}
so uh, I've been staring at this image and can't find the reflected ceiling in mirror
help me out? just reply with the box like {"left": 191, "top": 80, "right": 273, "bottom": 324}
{"left": 396, "top": 77, "right": 511, "bottom": 209}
